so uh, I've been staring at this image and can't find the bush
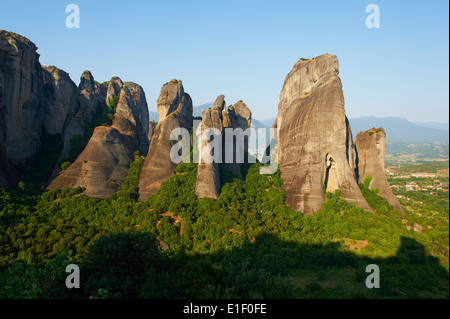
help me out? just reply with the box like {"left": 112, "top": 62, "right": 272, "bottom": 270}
{"left": 61, "top": 161, "right": 71, "bottom": 171}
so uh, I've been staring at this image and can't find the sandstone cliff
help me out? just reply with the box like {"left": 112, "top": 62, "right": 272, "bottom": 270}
{"left": 48, "top": 84, "right": 149, "bottom": 198}
{"left": 274, "top": 54, "right": 372, "bottom": 214}
{"left": 148, "top": 119, "right": 156, "bottom": 142}
{"left": 195, "top": 95, "right": 226, "bottom": 199}
{"left": 195, "top": 95, "right": 252, "bottom": 199}
{"left": 0, "top": 30, "right": 46, "bottom": 162}
{"left": 138, "top": 80, "right": 193, "bottom": 202}
{"left": 355, "top": 128, "right": 405, "bottom": 214}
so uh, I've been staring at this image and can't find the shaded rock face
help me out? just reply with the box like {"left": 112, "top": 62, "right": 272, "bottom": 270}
{"left": 355, "top": 128, "right": 405, "bottom": 214}
{"left": 0, "top": 30, "right": 151, "bottom": 193}
{"left": 78, "top": 70, "right": 107, "bottom": 125}
{"left": 106, "top": 77, "right": 123, "bottom": 105}
{"left": 195, "top": 95, "right": 252, "bottom": 199}
{"left": 148, "top": 119, "right": 156, "bottom": 142}
{"left": 0, "top": 30, "right": 45, "bottom": 162}
{"left": 123, "top": 81, "right": 150, "bottom": 155}
{"left": 275, "top": 54, "right": 372, "bottom": 214}
{"left": 48, "top": 85, "right": 149, "bottom": 198}
{"left": 0, "top": 31, "right": 84, "bottom": 162}
{"left": 41, "top": 65, "right": 80, "bottom": 136}
{"left": 138, "top": 80, "right": 193, "bottom": 202}
{"left": 47, "top": 126, "right": 134, "bottom": 198}
{"left": 53, "top": 70, "right": 107, "bottom": 175}
{"left": 0, "top": 109, "right": 12, "bottom": 187}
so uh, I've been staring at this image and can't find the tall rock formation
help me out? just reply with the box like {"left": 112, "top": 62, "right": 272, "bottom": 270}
{"left": 195, "top": 95, "right": 252, "bottom": 199}
{"left": 0, "top": 30, "right": 151, "bottom": 192}
{"left": 0, "top": 30, "right": 45, "bottom": 162}
{"left": 0, "top": 30, "right": 85, "bottom": 188}
{"left": 138, "top": 80, "right": 193, "bottom": 202}
{"left": 48, "top": 83, "right": 149, "bottom": 198}
{"left": 274, "top": 54, "right": 372, "bottom": 214}
{"left": 195, "top": 95, "right": 226, "bottom": 199}
{"left": 41, "top": 65, "right": 80, "bottom": 136}
{"left": 355, "top": 128, "right": 405, "bottom": 214}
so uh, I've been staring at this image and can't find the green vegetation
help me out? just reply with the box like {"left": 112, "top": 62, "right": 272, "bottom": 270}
{"left": 60, "top": 161, "right": 71, "bottom": 171}
{"left": 0, "top": 152, "right": 448, "bottom": 299}
{"left": 366, "top": 128, "right": 385, "bottom": 136}
{"left": 15, "top": 130, "right": 63, "bottom": 193}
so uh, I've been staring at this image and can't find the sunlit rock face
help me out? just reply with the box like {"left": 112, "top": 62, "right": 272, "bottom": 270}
{"left": 355, "top": 128, "right": 405, "bottom": 214}
{"left": 138, "top": 80, "right": 193, "bottom": 202}
{"left": 275, "top": 54, "right": 372, "bottom": 214}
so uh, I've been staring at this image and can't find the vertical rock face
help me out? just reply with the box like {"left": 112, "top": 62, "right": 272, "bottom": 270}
{"left": 106, "top": 77, "right": 123, "bottom": 105}
{"left": 148, "top": 119, "right": 156, "bottom": 142}
{"left": 156, "top": 80, "right": 192, "bottom": 123}
{"left": 195, "top": 95, "right": 252, "bottom": 199}
{"left": 196, "top": 96, "right": 225, "bottom": 199}
{"left": 123, "top": 81, "right": 150, "bottom": 155}
{"left": 355, "top": 128, "right": 405, "bottom": 214}
{"left": 78, "top": 70, "right": 107, "bottom": 125}
{"left": 138, "top": 80, "right": 193, "bottom": 202}
{"left": 41, "top": 65, "right": 80, "bottom": 136}
{"left": 0, "top": 30, "right": 45, "bottom": 162}
{"left": 0, "top": 106, "right": 12, "bottom": 187}
{"left": 48, "top": 84, "right": 149, "bottom": 198}
{"left": 0, "top": 30, "right": 87, "bottom": 164}
{"left": 50, "top": 70, "right": 107, "bottom": 178}
{"left": 275, "top": 54, "right": 372, "bottom": 214}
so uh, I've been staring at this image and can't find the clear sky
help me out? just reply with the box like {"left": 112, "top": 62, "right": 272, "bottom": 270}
{"left": 1, "top": 0, "right": 448, "bottom": 123}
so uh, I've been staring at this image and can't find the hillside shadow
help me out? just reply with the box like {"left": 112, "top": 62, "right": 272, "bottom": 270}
{"left": 65, "top": 232, "right": 448, "bottom": 299}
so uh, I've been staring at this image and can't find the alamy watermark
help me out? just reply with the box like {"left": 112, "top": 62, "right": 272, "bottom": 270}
{"left": 169, "top": 120, "right": 278, "bottom": 175}
{"left": 366, "top": 4, "right": 380, "bottom": 29}
{"left": 65, "top": 4, "right": 80, "bottom": 29}
{"left": 65, "top": 263, "right": 80, "bottom": 289}
{"left": 365, "top": 264, "right": 380, "bottom": 288}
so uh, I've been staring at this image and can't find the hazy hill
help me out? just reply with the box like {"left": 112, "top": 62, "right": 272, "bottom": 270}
{"left": 414, "top": 122, "right": 449, "bottom": 131}
{"left": 348, "top": 117, "right": 449, "bottom": 144}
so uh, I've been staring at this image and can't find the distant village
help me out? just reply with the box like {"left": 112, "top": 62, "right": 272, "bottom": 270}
{"left": 385, "top": 169, "right": 449, "bottom": 197}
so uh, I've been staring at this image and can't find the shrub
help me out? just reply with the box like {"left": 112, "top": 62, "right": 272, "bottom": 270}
{"left": 61, "top": 161, "right": 71, "bottom": 171}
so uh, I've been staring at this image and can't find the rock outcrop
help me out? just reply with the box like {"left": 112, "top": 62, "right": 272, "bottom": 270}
{"left": 48, "top": 84, "right": 149, "bottom": 198}
{"left": 195, "top": 95, "right": 252, "bottom": 199}
{"left": 41, "top": 65, "right": 80, "bottom": 136}
{"left": 0, "top": 30, "right": 45, "bottom": 162}
{"left": 274, "top": 54, "right": 372, "bottom": 214}
{"left": 0, "top": 31, "right": 90, "bottom": 163}
{"left": 195, "top": 95, "right": 226, "bottom": 199}
{"left": 355, "top": 128, "right": 405, "bottom": 214}
{"left": 138, "top": 80, "right": 193, "bottom": 202}
{"left": 148, "top": 119, "right": 156, "bottom": 142}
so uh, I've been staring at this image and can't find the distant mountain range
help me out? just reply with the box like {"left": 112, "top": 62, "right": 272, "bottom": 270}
{"left": 348, "top": 117, "right": 449, "bottom": 144}
{"left": 248, "top": 116, "right": 449, "bottom": 144}
{"left": 150, "top": 107, "right": 448, "bottom": 145}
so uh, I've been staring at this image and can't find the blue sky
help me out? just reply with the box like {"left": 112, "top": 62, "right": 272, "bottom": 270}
{"left": 1, "top": 0, "right": 448, "bottom": 123}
